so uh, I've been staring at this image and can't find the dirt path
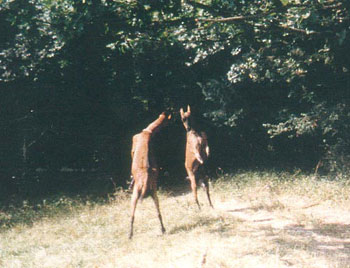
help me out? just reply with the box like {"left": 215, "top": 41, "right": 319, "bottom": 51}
{"left": 215, "top": 198, "right": 350, "bottom": 267}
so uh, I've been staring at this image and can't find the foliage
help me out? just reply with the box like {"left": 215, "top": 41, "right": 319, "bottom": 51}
{"left": 181, "top": 0, "right": 350, "bottom": 172}
{"left": 0, "top": 0, "right": 350, "bottom": 197}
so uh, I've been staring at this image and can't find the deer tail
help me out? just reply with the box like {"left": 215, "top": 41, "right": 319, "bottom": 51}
{"left": 205, "top": 145, "right": 210, "bottom": 158}
{"left": 201, "top": 131, "right": 210, "bottom": 158}
{"left": 139, "top": 166, "right": 152, "bottom": 201}
{"left": 140, "top": 177, "right": 149, "bottom": 201}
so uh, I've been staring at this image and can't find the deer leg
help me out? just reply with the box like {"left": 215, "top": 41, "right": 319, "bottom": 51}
{"left": 198, "top": 166, "right": 213, "bottom": 208}
{"left": 151, "top": 191, "right": 166, "bottom": 235}
{"left": 202, "top": 177, "right": 214, "bottom": 208}
{"left": 195, "top": 151, "right": 204, "bottom": 164}
{"left": 187, "top": 170, "right": 200, "bottom": 210}
{"left": 128, "top": 175, "right": 135, "bottom": 190}
{"left": 129, "top": 186, "right": 140, "bottom": 239}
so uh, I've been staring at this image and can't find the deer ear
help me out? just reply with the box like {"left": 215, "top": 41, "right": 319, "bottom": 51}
{"left": 168, "top": 114, "right": 172, "bottom": 120}
{"left": 187, "top": 105, "right": 191, "bottom": 113}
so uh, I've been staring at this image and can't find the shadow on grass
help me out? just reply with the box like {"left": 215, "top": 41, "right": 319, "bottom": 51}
{"left": 0, "top": 171, "right": 124, "bottom": 230}
{"left": 168, "top": 217, "right": 217, "bottom": 235}
{"left": 222, "top": 201, "right": 350, "bottom": 265}
{"left": 0, "top": 173, "right": 202, "bottom": 231}
{"left": 162, "top": 180, "right": 193, "bottom": 197}
{"left": 0, "top": 171, "right": 123, "bottom": 204}
{"left": 261, "top": 222, "right": 350, "bottom": 265}
{"left": 226, "top": 202, "right": 285, "bottom": 213}
{"left": 168, "top": 214, "right": 238, "bottom": 235}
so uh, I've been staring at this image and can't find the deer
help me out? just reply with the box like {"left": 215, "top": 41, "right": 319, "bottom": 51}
{"left": 129, "top": 112, "right": 171, "bottom": 239}
{"left": 180, "top": 105, "right": 213, "bottom": 209}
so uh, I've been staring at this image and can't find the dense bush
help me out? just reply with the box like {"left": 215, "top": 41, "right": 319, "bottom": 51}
{"left": 1, "top": 0, "right": 349, "bottom": 197}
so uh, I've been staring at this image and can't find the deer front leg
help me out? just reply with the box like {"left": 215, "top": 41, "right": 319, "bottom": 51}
{"left": 194, "top": 151, "right": 204, "bottom": 164}
{"left": 151, "top": 191, "right": 166, "bottom": 235}
{"left": 187, "top": 170, "right": 200, "bottom": 209}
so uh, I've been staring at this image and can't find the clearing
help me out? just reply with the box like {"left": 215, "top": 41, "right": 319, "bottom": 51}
{"left": 1, "top": 171, "right": 350, "bottom": 267}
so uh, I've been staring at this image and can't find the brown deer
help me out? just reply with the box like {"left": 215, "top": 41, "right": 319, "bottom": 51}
{"left": 180, "top": 105, "right": 213, "bottom": 209}
{"left": 129, "top": 112, "right": 171, "bottom": 239}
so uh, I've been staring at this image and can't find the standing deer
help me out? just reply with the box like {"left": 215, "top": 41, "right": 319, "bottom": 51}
{"left": 129, "top": 112, "right": 171, "bottom": 239}
{"left": 180, "top": 105, "right": 213, "bottom": 209}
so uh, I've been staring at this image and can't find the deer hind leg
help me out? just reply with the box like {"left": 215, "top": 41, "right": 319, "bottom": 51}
{"left": 187, "top": 170, "right": 201, "bottom": 209}
{"left": 128, "top": 175, "right": 135, "bottom": 190}
{"left": 129, "top": 185, "right": 141, "bottom": 239}
{"left": 202, "top": 177, "right": 214, "bottom": 208}
{"left": 151, "top": 190, "right": 166, "bottom": 235}
{"left": 197, "top": 166, "right": 213, "bottom": 208}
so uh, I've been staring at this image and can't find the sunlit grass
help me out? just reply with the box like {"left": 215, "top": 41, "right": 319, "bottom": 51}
{"left": 1, "top": 171, "right": 350, "bottom": 267}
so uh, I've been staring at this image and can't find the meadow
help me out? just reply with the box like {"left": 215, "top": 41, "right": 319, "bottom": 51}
{"left": 1, "top": 171, "right": 350, "bottom": 268}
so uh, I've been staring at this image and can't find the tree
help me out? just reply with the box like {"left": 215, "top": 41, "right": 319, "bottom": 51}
{"left": 1, "top": 0, "right": 350, "bottom": 199}
{"left": 178, "top": 0, "right": 350, "bottom": 172}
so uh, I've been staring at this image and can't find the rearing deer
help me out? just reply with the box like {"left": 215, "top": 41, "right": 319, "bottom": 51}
{"left": 180, "top": 105, "right": 213, "bottom": 209}
{"left": 129, "top": 112, "right": 171, "bottom": 239}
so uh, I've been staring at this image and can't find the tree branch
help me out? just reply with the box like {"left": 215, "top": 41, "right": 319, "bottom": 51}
{"left": 27, "top": 128, "right": 49, "bottom": 148}
{"left": 197, "top": 16, "right": 321, "bottom": 35}
{"left": 277, "top": 24, "right": 320, "bottom": 35}
{"left": 196, "top": 15, "right": 259, "bottom": 23}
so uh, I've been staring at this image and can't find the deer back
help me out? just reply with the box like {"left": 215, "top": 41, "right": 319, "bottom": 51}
{"left": 131, "top": 132, "right": 152, "bottom": 174}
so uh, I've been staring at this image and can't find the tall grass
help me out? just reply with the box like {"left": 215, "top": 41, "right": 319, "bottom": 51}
{"left": 1, "top": 171, "right": 350, "bottom": 267}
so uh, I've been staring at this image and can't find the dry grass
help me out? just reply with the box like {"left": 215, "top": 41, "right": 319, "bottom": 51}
{"left": 1, "top": 171, "right": 350, "bottom": 267}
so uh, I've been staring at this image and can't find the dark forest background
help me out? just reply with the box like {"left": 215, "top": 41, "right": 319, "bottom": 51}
{"left": 1, "top": 0, "right": 349, "bottom": 201}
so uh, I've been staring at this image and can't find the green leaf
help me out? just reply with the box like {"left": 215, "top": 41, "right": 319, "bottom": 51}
{"left": 280, "top": 0, "right": 289, "bottom": 6}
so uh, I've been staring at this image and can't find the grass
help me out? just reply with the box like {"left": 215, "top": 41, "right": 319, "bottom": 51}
{"left": 1, "top": 171, "right": 350, "bottom": 267}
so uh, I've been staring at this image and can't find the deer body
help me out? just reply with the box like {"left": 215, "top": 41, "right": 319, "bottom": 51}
{"left": 180, "top": 106, "right": 213, "bottom": 209}
{"left": 129, "top": 112, "right": 170, "bottom": 239}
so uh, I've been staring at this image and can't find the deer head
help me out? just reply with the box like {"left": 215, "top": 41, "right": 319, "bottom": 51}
{"left": 180, "top": 105, "right": 192, "bottom": 132}
{"left": 143, "top": 111, "right": 172, "bottom": 134}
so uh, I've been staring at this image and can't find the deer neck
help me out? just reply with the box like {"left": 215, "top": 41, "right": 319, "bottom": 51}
{"left": 185, "top": 125, "right": 192, "bottom": 132}
{"left": 142, "top": 129, "right": 153, "bottom": 134}
{"left": 184, "top": 119, "right": 195, "bottom": 133}
{"left": 143, "top": 115, "right": 167, "bottom": 135}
